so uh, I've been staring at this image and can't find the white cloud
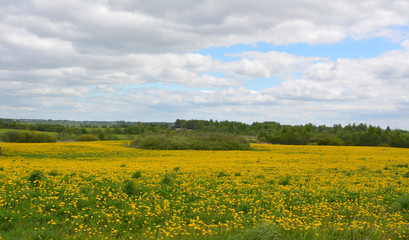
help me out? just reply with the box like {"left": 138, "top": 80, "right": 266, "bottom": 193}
{"left": 0, "top": 24, "right": 76, "bottom": 55}
{"left": 1, "top": 0, "right": 409, "bottom": 128}
{"left": 2, "top": 0, "right": 409, "bottom": 54}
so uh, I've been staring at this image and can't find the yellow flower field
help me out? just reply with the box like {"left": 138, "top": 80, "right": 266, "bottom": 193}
{"left": 1, "top": 141, "right": 409, "bottom": 239}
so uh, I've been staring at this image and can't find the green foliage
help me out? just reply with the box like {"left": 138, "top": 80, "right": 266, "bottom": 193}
{"left": 131, "top": 132, "right": 250, "bottom": 150}
{"left": 267, "top": 179, "right": 275, "bottom": 185}
{"left": 398, "top": 195, "right": 409, "bottom": 211}
{"left": 175, "top": 119, "right": 409, "bottom": 148}
{"left": 123, "top": 180, "right": 139, "bottom": 196}
{"left": 161, "top": 174, "right": 175, "bottom": 186}
{"left": 278, "top": 175, "right": 291, "bottom": 186}
{"left": 224, "top": 224, "right": 279, "bottom": 240}
{"left": 48, "top": 169, "right": 60, "bottom": 177}
{"left": 403, "top": 171, "right": 409, "bottom": 178}
{"left": 98, "top": 130, "right": 106, "bottom": 140}
{"left": 131, "top": 171, "right": 142, "bottom": 179}
{"left": 77, "top": 134, "right": 98, "bottom": 141}
{"left": 0, "top": 131, "right": 56, "bottom": 143}
{"left": 217, "top": 171, "right": 229, "bottom": 178}
{"left": 2, "top": 118, "right": 409, "bottom": 148}
{"left": 28, "top": 170, "right": 45, "bottom": 183}
{"left": 395, "top": 163, "right": 409, "bottom": 168}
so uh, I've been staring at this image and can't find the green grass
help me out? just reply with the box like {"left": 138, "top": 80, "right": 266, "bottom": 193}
{"left": 2, "top": 142, "right": 409, "bottom": 239}
{"left": 0, "top": 128, "right": 57, "bottom": 136}
{"left": 0, "top": 169, "right": 406, "bottom": 240}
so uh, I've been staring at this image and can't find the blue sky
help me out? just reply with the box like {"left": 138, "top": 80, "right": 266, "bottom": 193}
{"left": 197, "top": 37, "right": 404, "bottom": 62}
{"left": 195, "top": 37, "right": 405, "bottom": 91}
{"left": 1, "top": 0, "right": 409, "bottom": 128}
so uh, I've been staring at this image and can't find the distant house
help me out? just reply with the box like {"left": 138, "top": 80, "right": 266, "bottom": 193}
{"left": 171, "top": 125, "right": 183, "bottom": 131}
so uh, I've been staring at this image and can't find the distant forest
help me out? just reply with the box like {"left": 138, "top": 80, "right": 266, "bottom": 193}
{"left": 1, "top": 118, "right": 409, "bottom": 148}
{"left": 175, "top": 119, "right": 409, "bottom": 148}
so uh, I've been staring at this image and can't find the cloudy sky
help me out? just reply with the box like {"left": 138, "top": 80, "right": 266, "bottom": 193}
{"left": 1, "top": 0, "right": 409, "bottom": 129}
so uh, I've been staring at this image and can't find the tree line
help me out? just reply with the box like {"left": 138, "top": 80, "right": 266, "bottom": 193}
{"left": 1, "top": 119, "right": 409, "bottom": 148}
{"left": 175, "top": 119, "right": 409, "bottom": 148}
{"left": 0, "top": 119, "right": 169, "bottom": 142}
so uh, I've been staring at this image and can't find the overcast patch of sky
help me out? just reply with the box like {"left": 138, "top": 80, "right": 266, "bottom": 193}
{"left": 1, "top": 0, "right": 409, "bottom": 129}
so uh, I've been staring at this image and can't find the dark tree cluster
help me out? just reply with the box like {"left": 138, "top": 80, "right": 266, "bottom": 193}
{"left": 1, "top": 118, "right": 409, "bottom": 148}
{"left": 175, "top": 120, "right": 409, "bottom": 148}
{"left": 0, "top": 131, "right": 56, "bottom": 143}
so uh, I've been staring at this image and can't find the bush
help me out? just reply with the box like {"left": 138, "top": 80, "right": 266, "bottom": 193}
{"left": 258, "top": 137, "right": 268, "bottom": 143}
{"left": 317, "top": 137, "right": 344, "bottom": 146}
{"left": 78, "top": 134, "right": 98, "bottom": 141}
{"left": 0, "top": 131, "right": 56, "bottom": 143}
{"left": 131, "top": 171, "right": 142, "bottom": 179}
{"left": 131, "top": 132, "right": 250, "bottom": 150}
{"left": 29, "top": 170, "right": 45, "bottom": 183}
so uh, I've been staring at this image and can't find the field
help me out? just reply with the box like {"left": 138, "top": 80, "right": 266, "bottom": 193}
{"left": 0, "top": 129, "right": 57, "bottom": 136}
{"left": 1, "top": 141, "right": 409, "bottom": 239}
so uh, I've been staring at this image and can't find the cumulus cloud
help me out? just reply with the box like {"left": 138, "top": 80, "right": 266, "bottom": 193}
{"left": 1, "top": 0, "right": 409, "bottom": 128}
{"left": 2, "top": 0, "right": 409, "bottom": 54}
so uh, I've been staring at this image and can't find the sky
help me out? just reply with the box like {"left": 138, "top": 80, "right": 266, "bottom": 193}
{"left": 1, "top": 0, "right": 409, "bottom": 129}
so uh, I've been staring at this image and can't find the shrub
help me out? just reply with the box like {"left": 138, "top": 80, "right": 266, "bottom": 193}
{"left": 258, "top": 137, "right": 268, "bottom": 143}
{"left": 0, "top": 131, "right": 19, "bottom": 142}
{"left": 29, "top": 170, "right": 45, "bottom": 183}
{"left": 131, "top": 132, "right": 250, "bottom": 150}
{"left": 0, "top": 131, "right": 56, "bottom": 143}
{"left": 131, "top": 171, "right": 142, "bottom": 179}
{"left": 78, "top": 134, "right": 98, "bottom": 141}
{"left": 318, "top": 137, "right": 344, "bottom": 146}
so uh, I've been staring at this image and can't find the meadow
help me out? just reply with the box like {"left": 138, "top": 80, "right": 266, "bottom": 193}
{"left": 1, "top": 141, "right": 409, "bottom": 239}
